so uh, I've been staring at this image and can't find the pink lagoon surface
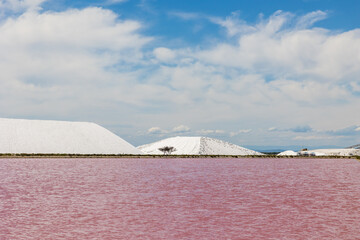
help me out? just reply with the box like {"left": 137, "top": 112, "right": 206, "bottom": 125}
{"left": 1, "top": 158, "right": 360, "bottom": 239}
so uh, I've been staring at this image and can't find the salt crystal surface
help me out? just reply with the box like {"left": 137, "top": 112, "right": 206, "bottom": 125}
{"left": 278, "top": 150, "right": 299, "bottom": 156}
{"left": 138, "top": 136, "right": 263, "bottom": 155}
{"left": 0, "top": 118, "right": 142, "bottom": 154}
{"left": 300, "top": 148, "right": 360, "bottom": 156}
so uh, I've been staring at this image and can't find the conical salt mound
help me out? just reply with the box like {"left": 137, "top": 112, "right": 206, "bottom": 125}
{"left": 0, "top": 118, "right": 142, "bottom": 154}
{"left": 138, "top": 136, "right": 263, "bottom": 155}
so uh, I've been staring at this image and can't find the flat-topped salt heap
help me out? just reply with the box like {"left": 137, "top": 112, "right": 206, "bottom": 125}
{"left": 138, "top": 136, "right": 263, "bottom": 155}
{"left": 299, "top": 148, "right": 360, "bottom": 156}
{"left": 0, "top": 118, "right": 142, "bottom": 154}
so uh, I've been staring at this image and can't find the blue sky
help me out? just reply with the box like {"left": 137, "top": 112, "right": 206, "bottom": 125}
{"left": 0, "top": 0, "right": 360, "bottom": 150}
{"left": 49, "top": 0, "right": 360, "bottom": 47}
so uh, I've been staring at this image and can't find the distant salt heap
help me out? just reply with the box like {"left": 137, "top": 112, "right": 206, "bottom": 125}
{"left": 299, "top": 148, "right": 360, "bottom": 157}
{"left": 0, "top": 118, "right": 142, "bottom": 154}
{"left": 138, "top": 136, "right": 263, "bottom": 155}
{"left": 277, "top": 150, "right": 299, "bottom": 156}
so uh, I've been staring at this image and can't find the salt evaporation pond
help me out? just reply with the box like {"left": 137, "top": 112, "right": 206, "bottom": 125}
{"left": 1, "top": 158, "right": 360, "bottom": 239}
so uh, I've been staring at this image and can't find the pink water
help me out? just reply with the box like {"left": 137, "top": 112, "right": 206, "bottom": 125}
{"left": 1, "top": 158, "right": 360, "bottom": 239}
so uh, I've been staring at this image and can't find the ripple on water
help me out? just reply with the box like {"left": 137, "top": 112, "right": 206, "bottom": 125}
{"left": 0, "top": 158, "right": 360, "bottom": 239}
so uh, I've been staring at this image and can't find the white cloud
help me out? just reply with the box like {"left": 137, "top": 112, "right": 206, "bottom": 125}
{"left": 295, "top": 10, "right": 327, "bottom": 29}
{"left": 147, "top": 127, "right": 167, "bottom": 134}
{"left": 238, "top": 129, "right": 252, "bottom": 133}
{"left": 293, "top": 135, "right": 338, "bottom": 141}
{"left": 0, "top": 7, "right": 152, "bottom": 118}
{"left": 153, "top": 47, "right": 176, "bottom": 62}
{"left": 0, "top": 0, "right": 46, "bottom": 14}
{"left": 268, "top": 127, "right": 277, "bottom": 132}
{"left": 0, "top": 6, "right": 359, "bottom": 148}
{"left": 199, "top": 10, "right": 360, "bottom": 83}
{"left": 210, "top": 11, "right": 257, "bottom": 37}
{"left": 197, "top": 129, "right": 225, "bottom": 136}
{"left": 172, "top": 125, "right": 190, "bottom": 133}
{"left": 230, "top": 129, "right": 252, "bottom": 136}
{"left": 0, "top": 8, "right": 151, "bottom": 51}
{"left": 146, "top": 125, "right": 191, "bottom": 135}
{"left": 169, "top": 10, "right": 360, "bottom": 133}
{"left": 350, "top": 82, "right": 360, "bottom": 92}
{"left": 326, "top": 126, "right": 360, "bottom": 136}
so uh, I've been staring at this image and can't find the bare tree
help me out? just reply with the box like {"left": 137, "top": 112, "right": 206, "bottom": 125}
{"left": 158, "top": 146, "right": 177, "bottom": 155}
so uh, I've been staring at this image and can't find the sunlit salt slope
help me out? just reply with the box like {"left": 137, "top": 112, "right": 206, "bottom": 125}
{"left": 0, "top": 118, "right": 142, "bottom": 154}
{"left": 138, "top": 136, "right": 263, "bottom": 155}
{"left": 300, "top": 148, "right": 360, "bottom": 156}
{"left": 277, "top": 150, "right": 299, "bottom": 156}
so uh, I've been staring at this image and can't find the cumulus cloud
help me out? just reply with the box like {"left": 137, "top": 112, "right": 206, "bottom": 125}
{"left": 230, "top": 129, "right": 252, "bottom": 136}
{"left": 146, "top": 125, "right": 191, "bottom": 135}
{"left": 350, "top": 82, "right": 360, "bottom": 92}
{"left": 167, "top": 10, "right": 360, "bottom": 136}
{"left": 0, "top": 0, "right": 46, "bottom": 14}
{"left": 295, "top": 10, "right": 327, "bottom": 29}
{"left": 4, "top": 8, "right": 150, "bottom": 51}
{"left": 286, "top": 125, "right": 360, "bottom": 146}
{"left": 153, "top": 47, "right": 176, "bottom": 62}
{"left": 197, "top": 129, "right": 226, "bottom": 136}
{"left": 0, "top": 6, "right": 152, "bottom": 120}
{"left": 1, "top": 6, "right": 359, "bottom": 147}
{"left": 210, "top": 11, "right": 256, "bottom": 36}
{"left": 326, "top": 126, "right": 360, "bottom": 136}
{"left": 268, "top": 127, "right": 278, "bottom": 132}
{"left": 172, "top": 125, "right": 190, "bottom": 133}
{"left": 200, "top": 10, "right": 360, "bottom": 83}
{"left": 147, "top": 127, "right": 167, "bottom": 134}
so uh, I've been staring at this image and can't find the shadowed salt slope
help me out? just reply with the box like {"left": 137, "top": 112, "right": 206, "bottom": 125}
{"left": 0, "top": 118, "right": 142, "bottom": 154}
{"left": 138, "top": 136, "right": 263, "bottom": 155}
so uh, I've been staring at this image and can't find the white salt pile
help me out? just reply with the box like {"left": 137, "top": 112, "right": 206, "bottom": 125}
{"left": 299, "top": 148, "right": 360, "bottom": 157}
{"left": 0, "top": 118, "right": 142, "bottom": 154}
{"left": 277, "top": 150, "right": 299, "bottom": 156}
{"left": 138, "top": 136, "right": 263, "bottom": 155}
